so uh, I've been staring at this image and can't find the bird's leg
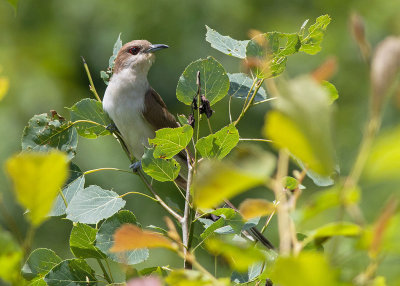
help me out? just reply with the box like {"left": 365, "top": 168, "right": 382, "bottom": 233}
{"left": 106, "top": 123, "right": 119, "bottom": 133}
{"left": 129, "top": 161, "right": 142, "bottom": 173}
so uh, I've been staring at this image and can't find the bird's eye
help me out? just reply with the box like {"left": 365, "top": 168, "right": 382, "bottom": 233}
{"left": 128, "top": 46, "right": 141, "bottom": 55}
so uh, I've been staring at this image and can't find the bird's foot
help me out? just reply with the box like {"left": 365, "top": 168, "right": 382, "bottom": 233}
{"left": 106, "top": 123, "right": 119, "bottom": 133}
{"left": 129, "top": 161, "right": 142, "bottom": 173}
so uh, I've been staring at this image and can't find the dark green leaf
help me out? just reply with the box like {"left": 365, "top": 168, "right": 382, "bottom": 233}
{"left": 22, "top": 248, "right": 62, "bottom": 280}
{"left": 149, "top": 125, "right": 193, "bottom": 159}
{"left": 142, "top": 148, "right": 180, "bottom": 182}
{"left": 50, "top": 175, "right": 85, "bottom": 217}
{"left": 176, "top": 57, "right": 230, "bottom": 106}
{"left": 68, "top": 98, "right": 111, "bottom": 139}
{"left": 196, "top": 124, "right": 239, "bottom": 160}
{"left": 44, "top": 259, "right": 97, "bottom": 286}
{"left": 205, "top": 26, "right": 249, "bottom": 59}
{"left": 70, "top": 223, "right": 105, "bottom": 259}
{"left": 96, "top": 210, "right": 149, "bottom": 265}
{"left": 299, "top": 15, "right": 331, "bottom": 55}
{"left": 28, "top": 277, "right": 46, "bottom": 286}
{"left": 227, "top": 73, "right": 267, "bottom": 102}
{"left": 22, "top": 113, "right": 78, "bottom": 160}
{"left": 66, "top": 185, "right": 126, "bottom": 224}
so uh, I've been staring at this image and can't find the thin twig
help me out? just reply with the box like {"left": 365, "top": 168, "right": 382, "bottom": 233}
{"left": 81, "top": 56, "right": 102, "bottom": 102}
{"left": 252, "top": 97, "right": 277, "bottom": 106}
{"left": 239, "top": 138, "right": 272, "bottom": 143}
{"left": 137, "top": 171, "right": 183, "bottom": 222}
{"left": 83, "top": 167, "right": 132, "bottom": 175}
{"left": 118, "top": 191, "right": 158, "bottom": 201}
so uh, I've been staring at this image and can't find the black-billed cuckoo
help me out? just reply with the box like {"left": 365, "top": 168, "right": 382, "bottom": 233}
{"left": 103, "top": 40, "right": 274, "bottom": 249}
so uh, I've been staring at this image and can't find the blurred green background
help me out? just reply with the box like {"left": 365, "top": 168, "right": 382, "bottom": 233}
{"left": 1, "top": 0, "right": 400, "bottom": 283}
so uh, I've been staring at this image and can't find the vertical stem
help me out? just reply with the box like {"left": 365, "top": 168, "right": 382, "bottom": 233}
{"left": 182, "top": 149, "right": 193, "bottom": 269}
{"left": 96, "top": 259, "right": 112, "bottom": 284}
{"left": 273, "top": 150, "right": 291, "bottom": 255}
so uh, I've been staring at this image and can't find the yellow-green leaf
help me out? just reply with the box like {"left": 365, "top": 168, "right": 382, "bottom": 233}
{"left": 194, "top": 145, "right": 275, "bottom": 209}
{"left": 264, "top": 76, "right": 335, "bottom": 176}
{"left": 0, "top": 77, "right": 9, "bottom": 101}
{"left": 239, "top": 199, "right": 275, "bottom": 220}
{"left": 6, "top": 151, "right": 68, "bottom": 226}
{"left": 364, "top": 125, "right": 400, "bottom": 181}
{"left": 206, "top": 236, "right": 265, "bottom": 272}
{"left": 268, "top": 252, "right": 337, "bottom": 286}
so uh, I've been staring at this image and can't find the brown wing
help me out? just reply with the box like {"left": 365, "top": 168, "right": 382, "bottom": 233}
{"left": 143, "top": 88, "right": 179, "bottom": 130}
{"left": 143, "top": 88, "right": 193, "bottom": 180}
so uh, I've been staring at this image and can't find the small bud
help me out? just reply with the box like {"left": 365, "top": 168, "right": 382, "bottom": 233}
{"left": 350, "top": 12, "right": 371, "bottom": 60}
{"left": 370, "top": 36, "right": 400, "bottom": 116}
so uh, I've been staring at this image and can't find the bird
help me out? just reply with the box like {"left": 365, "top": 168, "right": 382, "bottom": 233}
{"left": 102, "top": 39, "right": 274, "bottom": 250}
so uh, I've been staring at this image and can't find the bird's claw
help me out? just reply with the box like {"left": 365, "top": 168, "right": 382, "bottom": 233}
{"left": 106, "top": 123, "right": 119, "bottom": 133}
{"left": 129, "top": 161, "right": 142, "bottom": 172}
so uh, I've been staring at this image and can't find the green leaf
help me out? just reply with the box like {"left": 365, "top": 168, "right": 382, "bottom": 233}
{"left": 0, "top": 229, "right": 23, "bottom": 284}
{"left": 268, "top": 252, "right": 337, "bottom": 286}
{"left": 22, "top": 248, "right": 62, "bottom": 280}
{"left": 6, "top": 151, "right": 68, "bottom": 226}
{"left": 205, "top": 26, "right": 249, "bottom": 59}
{"left": 70, "top": 223, "right": 105, "bottom": 259}
{"left": 148, "top": 125, "right": 193, "bottom": 159}
{"left": 299, "top": 15, "right": 331, "bottom": 55}
{"left": 264, "top": 76, "right": 335, "bottom": 176}
{"left": 196, "top": 124, "right": 239, "bottom": 160}
{"left": 66, "top": 185, "right": 126, "bottom": 224}
{"left": 308, "top": 222, "right": 362, "bottom": 241}
{"left": 44, "top": 259, "right": 97, "bottom": 286}
{"left": 6, "top": 0, "right": 18, "bottom": 11}
{"left": 301, "top": 186, "right": 360, "bottom": 221}
{"left": 206, "top": 236, "right": 265, "bottom": 272}
{"left": 194, "top": 145, "right": 275, "bottom": 208}
{"left": 68, "top": 98, "right": 111, "bottom": 139}
{"left": 177, "top": 114, "right": 188, "bottom": 126}
{"left": 96, "top": 210, "right": 149, "bottom": 265}
{"left": 321, "top": 81, "right": 339, "bottom": 103}
{"left": 22, "top": 113, "right": 78, "bottom": 160}
{"left": 246, "top": 32, "right": 301, "bottom": 78}
{"left": 142, "top": 148, "right": 180, "bottom": 182}
{"left": 283, "top": 176, "right": 299, "bottom": 190}
{"left": 166, "top": 269, "right": 229, "bottom": 286}
{"left": 50, "top": 175, "right": 85, "bottom": 217}
{"left": 28, "top": 277, "right": 47, "bottom": 286}
{"left": 139, "top": 266, "right": 168, "bottom": 277}
{"left": 110, "top": 33, "right": 123, "bottom": 68}
{"left": 227, "top": 73, "right": 267, "bottom": 102}
{"left": 176, "top": 57, "right": 230, "bottom": 106}
{"left": 364, "top": 125, "right": 400, "bottom": 181}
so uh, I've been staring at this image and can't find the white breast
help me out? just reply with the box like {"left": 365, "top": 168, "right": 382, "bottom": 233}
{"left": 103, "top": 69, "right": 155, "bottom": 160}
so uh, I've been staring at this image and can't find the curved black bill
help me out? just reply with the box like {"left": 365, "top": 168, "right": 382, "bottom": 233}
{"left": 145, "top": 44, "right": 169, "bottom": 53}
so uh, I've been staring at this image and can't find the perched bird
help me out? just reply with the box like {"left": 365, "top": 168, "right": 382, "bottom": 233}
{"left": 102, "top": 39, "right": 274, "bottom": 249}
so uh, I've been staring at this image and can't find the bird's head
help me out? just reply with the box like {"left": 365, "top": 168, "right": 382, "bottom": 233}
{"left": 113, "top": 40, "right": 169, "bottom": 75}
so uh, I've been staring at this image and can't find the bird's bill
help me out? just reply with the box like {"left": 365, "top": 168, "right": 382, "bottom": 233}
{"left": 145, "top": 44, "right": 169, "bottom": 53}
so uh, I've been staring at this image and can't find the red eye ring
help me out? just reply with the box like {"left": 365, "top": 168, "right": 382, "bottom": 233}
{"left": 128, "top": 46, "right": 140, "bottom": 55}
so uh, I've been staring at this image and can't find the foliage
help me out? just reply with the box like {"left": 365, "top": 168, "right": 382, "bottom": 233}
{"left": 2, "top": 11, "right": 400, "bottom": 286}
